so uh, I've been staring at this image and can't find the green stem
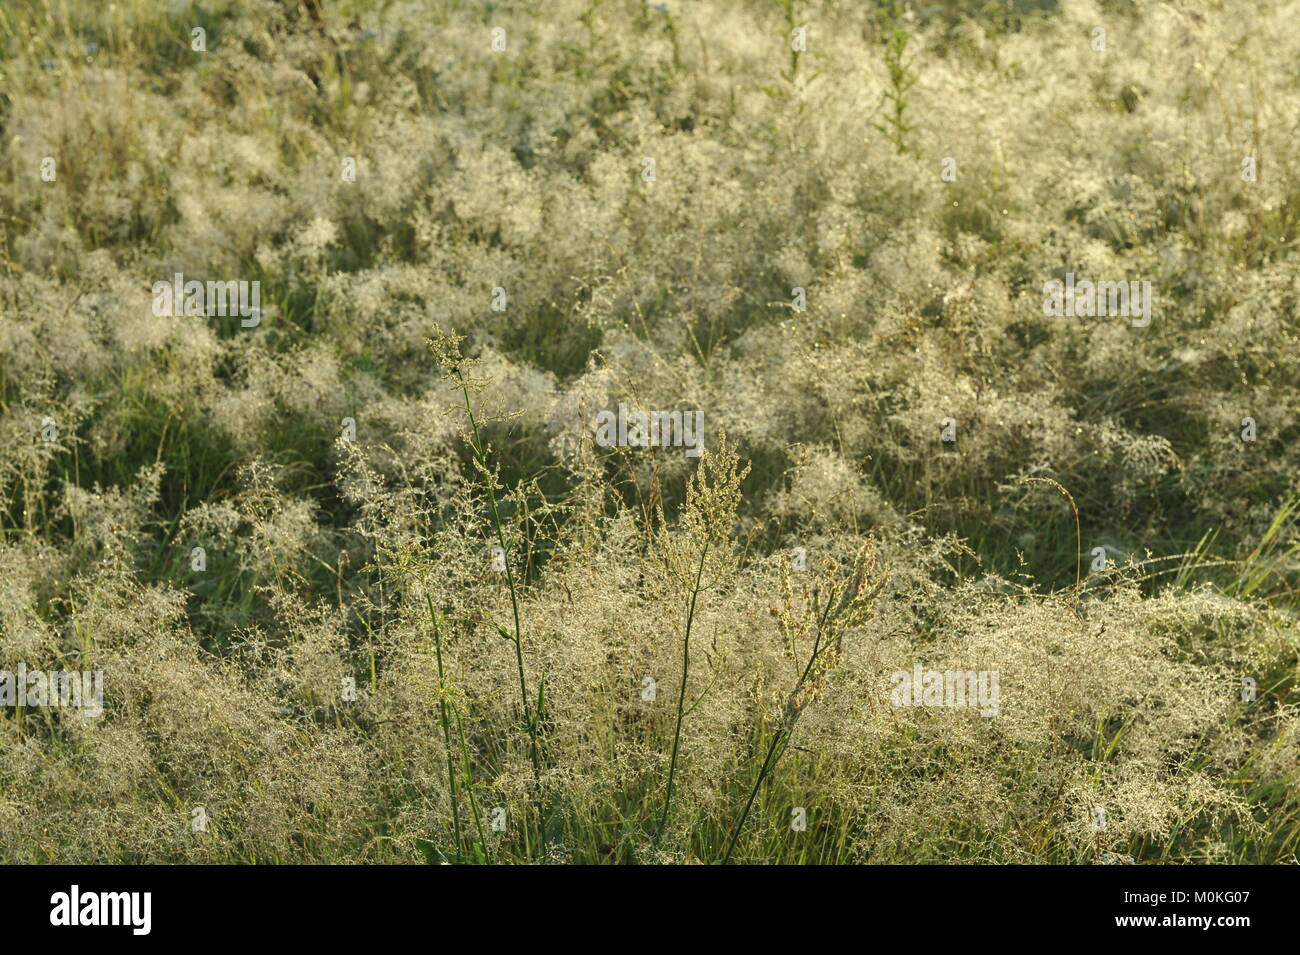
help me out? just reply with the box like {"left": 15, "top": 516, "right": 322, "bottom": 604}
{"left": 426, "top": 596, "right": 463, "bottom": 856}
{"left": 659, "top": 539, "right": 710, "bottom": 838}
{"left": 455, "top": 369, "right": 543, "bottom": 855}
{"left": 723, "top": 723, "right": 789, "bottom": 864}
{"left": 721, "top": 601, "right": 833, "bottom": 863}
{"left": 457, "top": 373, "right": 540, "bottom": 780}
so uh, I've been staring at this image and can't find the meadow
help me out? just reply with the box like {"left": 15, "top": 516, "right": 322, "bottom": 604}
{"left": 0, "top": 0, "right": 1297, "bottom": 864}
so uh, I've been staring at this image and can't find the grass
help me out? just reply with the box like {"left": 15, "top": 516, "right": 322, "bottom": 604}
{"left": 0, "top": 0, "right": 1297, "bottom": 864}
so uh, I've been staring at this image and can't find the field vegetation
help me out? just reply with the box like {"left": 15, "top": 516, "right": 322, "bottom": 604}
{"left": 0, "top": 0, "right": 1297, "bottom": 863}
